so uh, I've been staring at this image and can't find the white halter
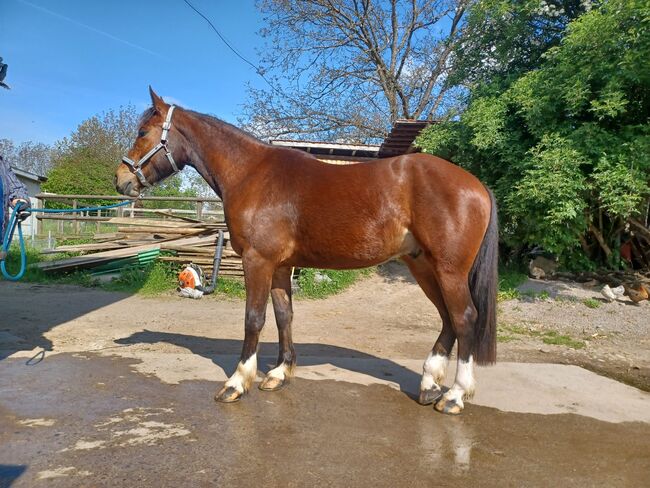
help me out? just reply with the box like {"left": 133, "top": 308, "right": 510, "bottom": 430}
{"left": 122, "top": 105, "right": 179, "bottom": 188}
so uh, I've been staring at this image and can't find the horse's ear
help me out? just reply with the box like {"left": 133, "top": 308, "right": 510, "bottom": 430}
{"left": 149, "top": 86, "right": 166, "bottom": 112}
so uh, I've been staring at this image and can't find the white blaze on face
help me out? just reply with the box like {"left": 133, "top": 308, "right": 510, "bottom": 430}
{"left": 224, "top": 354, "right": 258, "bottom": 393}
{"left": 420, "top": 352, "right": 449, "bottom": 391}
{"left": 444, "top": 355, "right": 476, "bottom": 407}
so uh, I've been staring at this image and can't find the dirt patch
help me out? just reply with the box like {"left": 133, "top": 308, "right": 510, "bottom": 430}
{"left": 1, "top": 261, "right": 648, "bottom": 390}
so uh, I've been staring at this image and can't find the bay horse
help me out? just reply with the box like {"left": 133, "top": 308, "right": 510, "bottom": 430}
{"left": 115, "top": 88, "right": 498, "bottom": 415}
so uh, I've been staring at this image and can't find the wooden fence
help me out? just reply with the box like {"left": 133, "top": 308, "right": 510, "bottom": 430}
{"left": 32, "top": 193, "right": 244, "bottom": 279}
{"left": 34, "top": 193, "right": 224, "bottom": 237}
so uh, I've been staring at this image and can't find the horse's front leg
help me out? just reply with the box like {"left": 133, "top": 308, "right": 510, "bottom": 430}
{"left": 215, "top": 254, "right": 274, "bottom": 403}
{"left": 260, "top": 266, "right": 295, "bottom": 391}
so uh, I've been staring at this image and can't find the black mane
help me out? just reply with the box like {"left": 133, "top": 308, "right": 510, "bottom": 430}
{"left": 139, "top": 105, "right": 265, "bottom": 146}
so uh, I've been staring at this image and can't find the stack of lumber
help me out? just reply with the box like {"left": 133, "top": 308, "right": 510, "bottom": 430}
{"left": 38, "top": 216, "right": 244, "bottom": 279}
{"left": 157, "top": 234, "right": 244, "bottom": 279}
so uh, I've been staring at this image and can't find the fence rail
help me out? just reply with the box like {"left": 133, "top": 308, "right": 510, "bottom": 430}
{"left": 33, "top": 193, "right": 224, "bottom": 238}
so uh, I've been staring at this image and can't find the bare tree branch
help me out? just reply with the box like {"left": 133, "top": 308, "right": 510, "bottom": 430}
{"left": 243, "top": 0, "right": 469, "bottom": 142}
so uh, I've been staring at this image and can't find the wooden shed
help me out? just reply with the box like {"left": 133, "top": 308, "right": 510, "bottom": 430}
{"left": 270, "top": 119, "right": 433, "bottom": 164}
{"left": 377, "top": 119, "right": 432, "bottom": 158}
{"left": 269, "top": 140, "right": 379, "bottom": 164}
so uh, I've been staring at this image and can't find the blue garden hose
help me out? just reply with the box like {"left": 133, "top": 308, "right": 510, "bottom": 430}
{"left": 1, "top": 196, "right": 133, "bottom": 281}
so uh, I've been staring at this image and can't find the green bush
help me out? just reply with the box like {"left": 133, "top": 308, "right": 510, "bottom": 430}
{"left": 417, "top": 0, "right": 650, "bottom": 269}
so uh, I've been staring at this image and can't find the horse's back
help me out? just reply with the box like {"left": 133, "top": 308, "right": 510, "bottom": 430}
{"left": 260, "top": 150, "right": 491, "bottom": 269}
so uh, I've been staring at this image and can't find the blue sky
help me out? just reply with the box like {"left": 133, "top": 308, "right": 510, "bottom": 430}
{"left": 0, "top": 0, "right": 266, "bottom": 145}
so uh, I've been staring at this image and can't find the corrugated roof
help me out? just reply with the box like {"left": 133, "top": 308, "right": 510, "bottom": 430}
{"left": 377, "top": 119, "right": 432, "bottom": 158}
{"left": 270, "top": 139, "right": 380, "bottom": 158}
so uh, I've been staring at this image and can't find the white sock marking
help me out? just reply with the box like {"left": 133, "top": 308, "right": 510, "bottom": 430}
{"left": 420, "top": 352, "right": 448, "bottom": 391}
{"left": 266, "top": 363, "right": 290, "bottom": 380}
{"left": 444, "top": 356, "right": 475, "bottom": 407}
{"left": 224, "top": 354, "right": 257, "bottom": 393}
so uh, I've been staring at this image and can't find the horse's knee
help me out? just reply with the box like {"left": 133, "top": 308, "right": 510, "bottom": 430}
{"left": 245, "top": 308, "right": 266, "bottom": 332}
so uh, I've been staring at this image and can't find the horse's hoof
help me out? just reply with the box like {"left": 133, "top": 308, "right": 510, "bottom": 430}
{"left": 434, "top": 396, "right": 463, "bottom": 415}
{"left": 418, "top": 386, "right": 443, "bottom": 405}
{"left": 259, "top": 375, "right": 286, "bottom": 391}
{"left": 215, "top": 386, "right": 243, "bottom": 403}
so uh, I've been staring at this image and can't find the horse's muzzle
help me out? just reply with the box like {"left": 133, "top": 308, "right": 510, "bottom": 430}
{"left": 115, "top": 172, "right": 140, "bottom": 197}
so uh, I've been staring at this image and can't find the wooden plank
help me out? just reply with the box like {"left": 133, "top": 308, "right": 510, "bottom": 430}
{"left": 116, "top": 226, "right": 208, "bottom": 235}
{"left": 159, "top": 256, "right": 242, "bottom": 266}
{"left": 150, "top": 210, "right": 204, "bottom": 223}
{"left": 36, "top": 244, "right": 161, "bottom": 272}
{"left": 41, "top": 242, "right": 127, "bottom": 254}
{"left": 107, "top": 217, "right": 204, "bottom": 228}
{"left": 157, "top": 234, "right": 231, "bottom": 247}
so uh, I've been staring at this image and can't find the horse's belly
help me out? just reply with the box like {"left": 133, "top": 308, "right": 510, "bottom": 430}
{"left": 292, "top": 228, "right": 419, "bottom": 269}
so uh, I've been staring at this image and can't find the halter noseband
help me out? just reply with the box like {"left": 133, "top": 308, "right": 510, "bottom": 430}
{"left": 122, "top": 105, "right": 179, "bottom": 188}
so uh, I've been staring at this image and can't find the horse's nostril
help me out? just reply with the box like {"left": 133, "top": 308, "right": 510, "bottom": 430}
{"left": 124, "top": 181, "right": 132, "bottom": 196}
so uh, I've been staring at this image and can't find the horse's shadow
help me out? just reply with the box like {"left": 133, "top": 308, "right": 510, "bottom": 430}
{"left": 115, "top": 330, "right": 423, "bottom": 401}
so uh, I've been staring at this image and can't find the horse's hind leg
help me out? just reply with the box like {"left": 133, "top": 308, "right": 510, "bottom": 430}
{"left": 403, "top": 255, "right": 456, "bottom": 406}
{"left": 260, "top": 266, "right": 296, "bottom": 391}
{"left": 431, "top": 270, "right": 478, "bottom": 415}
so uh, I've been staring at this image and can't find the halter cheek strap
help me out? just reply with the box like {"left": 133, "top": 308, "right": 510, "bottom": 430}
{"left": 122, "top": 105, "right": 179, "bottom": 188}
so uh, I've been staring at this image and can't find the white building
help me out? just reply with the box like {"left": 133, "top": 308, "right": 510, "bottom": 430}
{"left": 10, "top": 166, "right": 47, "bottom": 239}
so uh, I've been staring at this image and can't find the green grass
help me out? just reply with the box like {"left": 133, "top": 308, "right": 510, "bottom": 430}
{"left": 500, "top": 323, "right": 534, "bottom": 335}
{"left": 5, "top": 246, "right": 372, "bottom": 300}
{"left": 102, "top": 261, "right": 177, "bottom": 295}
{"left": 541, "top": 331, "right": 586, "bottom": 349}
{"left": 497, "top": 334, "right": 518, "bottom": 343}
{"left": 499, "top": 323, "right": 586, "bottom": 349}
{"left": 497, "top": 265, "right": 527, "bottom": 302}
{"left": 213, "top": 277, "right": 246, "bottom": 298}
{"left": 0, "top": 245, "right": 85, "bottom": 284}
{"left": 296, "top": 267, "right": 374, "bottom": 299}
{"left": 582, "top": 298, "right": 601, "bottom": 309}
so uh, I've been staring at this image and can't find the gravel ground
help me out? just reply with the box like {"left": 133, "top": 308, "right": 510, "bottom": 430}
{"left": 498, "top": 277, "right": 649, "bottom": 390}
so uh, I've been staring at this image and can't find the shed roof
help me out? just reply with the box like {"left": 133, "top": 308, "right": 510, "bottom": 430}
{"left": 270, "top": 139, "right": 380, "bottom": 159}
{"left": 377, "top": 119, "right": 432, "bottom": 158}
{"left": 11, "top": 165, "right": 47, "bottom": 183}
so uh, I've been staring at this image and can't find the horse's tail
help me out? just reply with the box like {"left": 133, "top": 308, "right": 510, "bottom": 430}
{"left": 469, "top": 188, "right": 498, "bottom": 365}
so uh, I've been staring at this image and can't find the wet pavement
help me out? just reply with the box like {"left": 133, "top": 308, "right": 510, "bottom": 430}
{"left": 1, "top": 353, "right": 649, "bottom": 487}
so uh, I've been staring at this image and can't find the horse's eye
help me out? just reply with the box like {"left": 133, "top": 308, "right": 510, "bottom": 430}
{"left": 138, "top": 130, "right": 148, "bottom": 138}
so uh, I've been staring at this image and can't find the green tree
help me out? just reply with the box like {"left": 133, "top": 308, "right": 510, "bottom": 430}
{"left": 143, "top": 175, "right": 198, "bottom": 210}
{"left": 417, "top": 0, "right": 650, "bottom": 268}
{"left": 43, "top": 148, "right": 119, "bottom": 206}
{"left": 43, "top": 105, "right": 139, "bottom": 204}
{"left": 449, "top": 0, "right": 591, "bottom": 91}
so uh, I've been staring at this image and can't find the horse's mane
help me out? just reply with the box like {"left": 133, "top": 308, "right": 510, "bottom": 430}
{"left": 140, "top": 105, "right": 266, "bottom": 146}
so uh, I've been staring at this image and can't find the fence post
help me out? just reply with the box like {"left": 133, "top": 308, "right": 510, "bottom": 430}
{"left": 196, "top": 200, "right": 203, "bottom": 220}
{"left": 35, "top": 196, "right": 43, "bottom": 236}
{"left": 73, "top": 200, "right": 79, "bottom": 234}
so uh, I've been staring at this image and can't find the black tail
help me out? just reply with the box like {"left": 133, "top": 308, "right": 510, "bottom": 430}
{"left": 469, "top": 188, "right": 498, "bottom": 365}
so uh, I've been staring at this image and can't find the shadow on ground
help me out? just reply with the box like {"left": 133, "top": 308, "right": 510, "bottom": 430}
{"left": 0, "top": 464, "right": 27, "bottom": 487}
{"left": 115, "top": 330, "right": 423, "bottom": 401}
{"left": 376, "top": 261, "right": 416, "bottom": 284}
{"left": 0, "top": 282, "right": 132, "bottom": 361}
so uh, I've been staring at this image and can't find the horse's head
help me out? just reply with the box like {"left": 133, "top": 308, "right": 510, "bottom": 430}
{"left": 115, "top": 87, "right": 189, "bottom": 197}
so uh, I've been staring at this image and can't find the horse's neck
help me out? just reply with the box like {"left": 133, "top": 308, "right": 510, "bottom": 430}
{"left": 179, "top": 111, "right": 266, "bottom": 201}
